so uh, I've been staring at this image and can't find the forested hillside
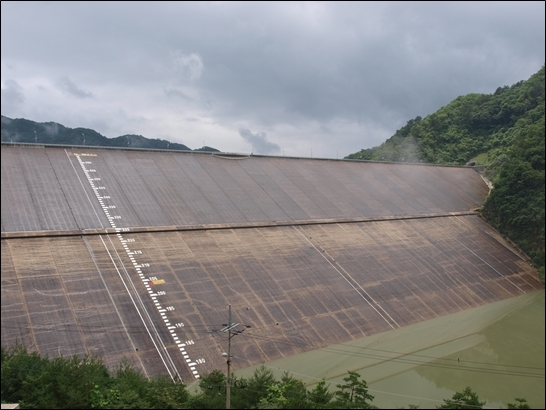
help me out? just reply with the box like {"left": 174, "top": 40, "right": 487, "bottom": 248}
{"left": 0, "top": 116, "right": 219, "bottom": 152}
{"left": 1, "top": 344, "right": 532, "bottom": 409}
{"left": 347, "top": 66, "right": 545, "bottom": 281}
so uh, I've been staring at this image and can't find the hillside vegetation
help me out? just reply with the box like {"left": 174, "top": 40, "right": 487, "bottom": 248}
{"left": 0, "top": 116, "right": 219, "bottom": 152}
{"left": 347, "top": 66, "right": 545, "bottom": 280}
{"left": 1, "top": 344, "right": 532, "bottom": 409}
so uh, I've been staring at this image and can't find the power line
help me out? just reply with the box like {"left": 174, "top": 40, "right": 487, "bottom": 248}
{"left": 222, "top": 323, "right": 544, "bottom": 372}
{"left": 241, "top": 332, "right": 544, "bottom": 379}
{"left": 3, "top": 320, "right": 543, "bottom": 374}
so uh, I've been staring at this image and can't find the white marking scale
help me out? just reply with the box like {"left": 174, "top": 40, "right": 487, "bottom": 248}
{"left": 74, "top": 153, "right": 201, "bottom": 379}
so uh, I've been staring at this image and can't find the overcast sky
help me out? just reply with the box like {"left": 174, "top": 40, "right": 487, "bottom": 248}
{"left": 1, "top": 1, "right": 544, "bottom": 158}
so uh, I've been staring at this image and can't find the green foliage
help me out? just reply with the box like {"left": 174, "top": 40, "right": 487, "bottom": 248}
{"left": 437, "top": 386, "right": 486, "bottom": 409}
{"left": 481, "top": 113, "right": 545, "bottom": 275}
{"left": 347, "top": 66, "right": 544, "bottom": 167}
{"left": 188, "top": 366, "right": 280, "bottom": 409}
{"left": 333, "top": 370, "right": 374, "bottom": 408}
{"left": 307, "top": 378, "right": 335, "bottom": 408}
{"left": 240, "top": 365, "right": 278, "bottom": 408}
{"left": 19, "top": 354, "right": 110, "bottom": 409}
{"left": 186, "top": 369, "right": 227, "bottom": 409}
{"left": 1, "top": 345, "right": 189, "bottom": 409}
{"left": 1, "top": 343, "right": 49, "bottom": 404}
{"left": 507, "top": 397, "right": 531, "bottom": 409}
{"left": 258, "top": 371, "right": 308, "bottom": 409}
{"left": 1, "top": 345, "right": 533, "bottom": 409}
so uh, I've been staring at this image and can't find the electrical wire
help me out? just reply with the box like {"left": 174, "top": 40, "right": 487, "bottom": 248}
{"left": 2, "top": 319, "right": 544, "bottom": 375}
{"left": 238, "top": 332, "right": 544, "bottom": 379}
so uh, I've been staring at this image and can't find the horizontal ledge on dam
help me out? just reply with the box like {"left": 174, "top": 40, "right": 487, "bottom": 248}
{"left": 1, "top": 211, "right": 478, "bottom": 239}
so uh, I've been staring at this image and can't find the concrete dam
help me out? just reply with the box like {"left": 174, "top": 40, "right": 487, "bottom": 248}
{"left": 1, "top": 143, "right": 542, "bottom": 382}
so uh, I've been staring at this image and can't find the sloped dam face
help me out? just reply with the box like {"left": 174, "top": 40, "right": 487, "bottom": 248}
{"left": 1, "top": 144, "right": 542, "bottom": 390}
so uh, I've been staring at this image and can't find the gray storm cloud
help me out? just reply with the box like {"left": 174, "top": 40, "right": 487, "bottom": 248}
{"left": 1, "top": 1, "right": 544, "bottom": 157}
{"left": 55, "top": 76, "right": 93, "bottom": 99}
{"left": 1, "top": 79, "right": 25, "bottom": 109}
{"left": 172, "top": 51, "right": 204, "bottom": 82}
{"left": 239, "top": 128, "right": 280, "bottom": 155}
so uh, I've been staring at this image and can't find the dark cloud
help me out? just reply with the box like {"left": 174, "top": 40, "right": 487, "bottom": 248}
{"left": 55, "top": 76, "right": 93, "bottom": 99}
{"left": 1, "top": 79, "right": 25, "bottom": 110}
{"left": 171, "top": 51, "right": 204, "bottom": 82}
{"left": 1, "top": 2, "right": 544, "bottom": 157}
{"left": 239, "top": 128, "right": 280, "bottom": 155}
{"left": 164, "top": 88, "right": 194, "bottom": 101}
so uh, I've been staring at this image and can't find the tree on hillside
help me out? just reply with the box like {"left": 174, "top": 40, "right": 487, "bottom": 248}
{"left": 307, "top": 378, "right": 335, "bottom": 408}
{"left": 482, "top": 114, "right": 545, "bottom": 276}
{"left": 1, "top": 344, "right": 49, "bottom": 404}
{"left": 436, "top": 386, "right": 486, "bottom": 409}
{"left": 334, "top": 370, "right": 374, "bottom": 408}
{"left": 507, "top": 398, "right": 531, "bottom": 409}
{"left": 259, "top": 371, "right": 308, "bottom": 409}
{"left": 1, "top": 345, "right": 534, "bottom": 409}
{"left": 239, "top": 365, "right": 278, "bottom": 408}
{"left": 19, "top": 354, "right": 110, "bottom": 409}
{"left": 186, "top": 369, "right": 227, "bottom": 409}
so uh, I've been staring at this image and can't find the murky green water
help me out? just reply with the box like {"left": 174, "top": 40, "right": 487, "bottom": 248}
{"left": 389, "top": 291, "right": 545, "bottom": 409}
{"left": 232, "top": 291, "right": 545, "bottom": 408}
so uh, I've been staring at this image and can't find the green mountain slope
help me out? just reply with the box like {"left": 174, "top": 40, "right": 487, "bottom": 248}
{"left": 347, "top": 66, "right": 545, "bottom": 280}
{"left": 0, "top": 116, "right": 219, "bottom": 152}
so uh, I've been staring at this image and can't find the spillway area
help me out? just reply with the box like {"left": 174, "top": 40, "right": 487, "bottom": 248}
{"left": 1, "top": 144, "right": 542, "bottom": 381}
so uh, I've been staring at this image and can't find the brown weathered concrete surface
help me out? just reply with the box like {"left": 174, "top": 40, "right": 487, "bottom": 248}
{"left": 1, "top": 144, "right": 542, "bottom": 381}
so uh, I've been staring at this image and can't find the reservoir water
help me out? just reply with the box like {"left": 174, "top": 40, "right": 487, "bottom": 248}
{"left": 233, "top": 291, "right": 545, "bottom": 408}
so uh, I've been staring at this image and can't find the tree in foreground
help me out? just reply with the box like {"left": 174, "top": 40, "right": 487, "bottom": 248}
{"left": 507, "top": 397, "right": 531, "bottom": 409}
{"left": 1, "top": 344, "right": 48, "bottom": 405}
{"left": 258, "top": 371, "right": 308, "bottom": 409}
{"left": 1, "top": 344, "right": 189, "bottom": 409}
{"left": 185, "top": 369, "right": 227, "bottom": 409}
{"left": 307, "top": 378, "right": 335, "bottom": 408}
{"left": 333, "top": 370, "right": 374, "bottom": 408}
{"left": 1, "top": 345, "right": 532, "bottom": 409}
{"left": 437, "top": 386, "right": 486, "bottom": 409}
{"left": 240, "top": 365, "right": 277, "bottom": 408}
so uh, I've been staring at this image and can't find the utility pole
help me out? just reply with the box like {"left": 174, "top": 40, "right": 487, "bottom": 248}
{"left": 34, "top": 130, "right": 37, "bottom": 143}
{"left": 226, "top": 303, "right": 232, "bottom": 409}
{"left": 215, "top": 305, "right": 250, "bottom": 409}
